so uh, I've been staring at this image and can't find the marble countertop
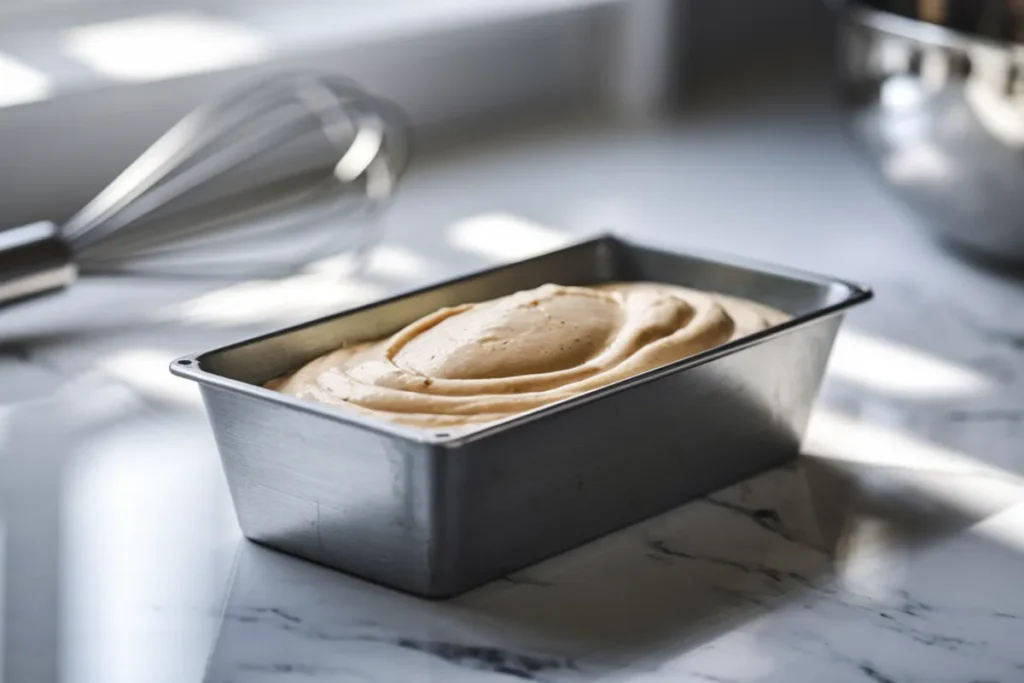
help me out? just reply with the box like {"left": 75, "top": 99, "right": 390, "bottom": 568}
{"left": 2, "top": 82, "right": 1024, "bottom": 683}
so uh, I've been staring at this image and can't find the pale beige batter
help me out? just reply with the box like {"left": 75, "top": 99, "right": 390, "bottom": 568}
{"left": 267, "top": 282, "right": 789, "bottom": 429}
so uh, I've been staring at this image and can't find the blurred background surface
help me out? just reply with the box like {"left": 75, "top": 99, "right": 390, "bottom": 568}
{"left": 2, "top": 1, "right": 1024, "bottom": 682}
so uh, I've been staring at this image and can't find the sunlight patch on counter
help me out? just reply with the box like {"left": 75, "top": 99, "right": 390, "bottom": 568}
{"left": 447, "top": 213, "right": 573, "bottom": 262}
{"left": 96, "top": 349, "right": 203, "bottom": 408}
{"left": 364, "top": 243, "right": 437, "bottom": 280}
{"left": 807, "top": 407, "right": 1024, "bottom": 554}
{"left": 63, "top": 12, "right": 269, "bottom": 82}
{"left": 828, "top": 329, "right": 993, "bottom": 399}
{"left": 805, "top": 408, "right": 1018, "bottom": 481}
{"left": 306, "top": 243, "right": 436, "bottom": 282}
{"left": 808, "top": 407, "right": 1024, "bottom": 599}
{"left": 153, "top": 241, "right": 439, "bottom": 328}
{"left": 0, "top": 53, "right": 53, "bottom": 108}
{"left": 63, "top": 419, "right": 236, "bottom": 683}
{"left": 156, "top": 275, "right": 387, "bottom": 327}
{"left": 970, "top": 502, "right": 1024, "bottom": 556}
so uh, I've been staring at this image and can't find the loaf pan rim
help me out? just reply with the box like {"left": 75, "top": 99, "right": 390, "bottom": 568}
{"left": 170, "top": 232, "right": 872, "bottom": 446}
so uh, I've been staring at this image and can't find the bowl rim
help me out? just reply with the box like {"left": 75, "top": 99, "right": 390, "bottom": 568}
{"left": 843, "top": 3, "right": 1023, "bottom": 55}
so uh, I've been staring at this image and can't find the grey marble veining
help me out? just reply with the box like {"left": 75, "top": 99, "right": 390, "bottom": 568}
{"left": 202, "top": 457, "right": 1024, "bottom": 683}
{"left": 3, "top": 81, "right": 1024, "bottom": 682}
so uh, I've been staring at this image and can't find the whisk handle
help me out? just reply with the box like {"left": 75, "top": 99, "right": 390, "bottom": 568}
{"left": 0, "top": 222, "right": 76, "bottom": 307}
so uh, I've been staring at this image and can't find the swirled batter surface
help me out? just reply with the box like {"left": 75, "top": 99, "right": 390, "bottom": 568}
{"left": 267, "top": 282, "right": 789, "bottom": 429}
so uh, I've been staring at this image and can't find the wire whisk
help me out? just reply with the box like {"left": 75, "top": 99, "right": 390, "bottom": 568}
{"left": 0, "top": 72, "right": 410, "bottom": 306}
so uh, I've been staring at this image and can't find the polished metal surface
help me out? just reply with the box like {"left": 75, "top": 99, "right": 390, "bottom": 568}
{"left": 0, "top": 221, "right": 75, "bottom": 306}
{"left": 172, "top": 236, "right": 870, "bottom": 597}
{"left": 837, "top": 2, "right": 1024, "bottom": 262}
{"left": 850, "top": 0, "right": 1024, "bottom": 43}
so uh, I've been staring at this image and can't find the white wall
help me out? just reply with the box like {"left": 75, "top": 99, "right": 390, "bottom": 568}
{"left": 0, "top": 5, "right": 611, "bottom": 229}
{"left": 0, "top": 0, "right": 831, "bottom": 231}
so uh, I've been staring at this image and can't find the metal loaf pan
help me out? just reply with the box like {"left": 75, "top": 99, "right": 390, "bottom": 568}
{"left": 171, "top": 234, "right": 871, "bottom": 597}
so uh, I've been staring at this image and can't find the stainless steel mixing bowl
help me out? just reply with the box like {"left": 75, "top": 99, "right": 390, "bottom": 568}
{"left": 836, "top": 0, "right": 1024, "bottom": 263}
